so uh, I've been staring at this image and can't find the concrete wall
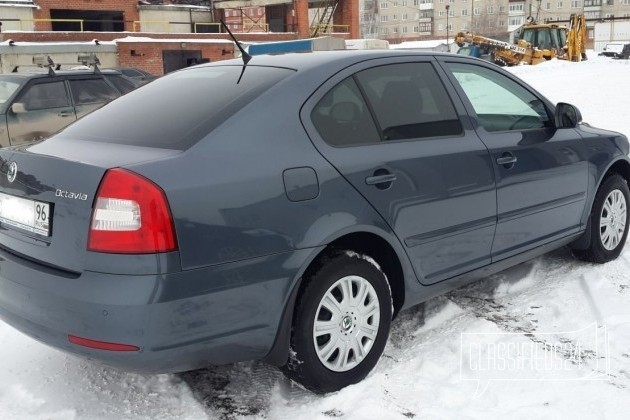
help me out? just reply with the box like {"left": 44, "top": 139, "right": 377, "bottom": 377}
{"left": 0, "top": 5, "right": 36, "bottom": 32}
{"left": 0, "top": 44, "right": 118, "bottom": 74}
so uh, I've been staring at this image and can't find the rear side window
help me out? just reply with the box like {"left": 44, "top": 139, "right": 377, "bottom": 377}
{"left": 59, "top": 66, "right": 293, "bottom": 150}
{"left": 19, "top": 81, "right": 69, "bottom": 110}
{"left": 69, "top": 79, "right": 119, "bottom": 105}
{"left": 311, "top": 62, "right": 462, "bottom": 147}
{"left": 356, "top": 63, "right": 462, "bottom": 141}
{"left": 104, "top": 75, "right": 136, "bottom": 94}
{"left": 311, "top": 78, "right": 381, "bottom": 147}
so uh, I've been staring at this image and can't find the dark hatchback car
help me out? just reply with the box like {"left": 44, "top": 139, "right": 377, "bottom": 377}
{"left": 0, "top": 69, "right": 136, "bottom": 147}
{"left": 0, "top": 51, "right": 627, "bottom": 393}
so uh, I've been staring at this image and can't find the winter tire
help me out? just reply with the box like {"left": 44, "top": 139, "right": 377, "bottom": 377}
{"left": 283, "top": 251, "right": 392, "bottom": 393}
{"left": 573, "top": 174, "right": 629, "bottom": 263}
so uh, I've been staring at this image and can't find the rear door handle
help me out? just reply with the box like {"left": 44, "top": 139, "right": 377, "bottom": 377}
{"left": 365, "top": 173, "right": 397, "bottom": 189}
{"left": 496, "top": 152, "right": 517, "bottom": 168}
{"left": 57, "top": 110, "right": 73, "bottom": 117}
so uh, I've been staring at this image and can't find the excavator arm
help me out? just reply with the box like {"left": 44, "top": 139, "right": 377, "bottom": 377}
{"left": 454, "top": 32, "right": 545, "bottom": 66}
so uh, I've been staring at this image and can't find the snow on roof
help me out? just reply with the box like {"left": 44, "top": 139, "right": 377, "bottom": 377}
{"left": 0, "top": 0, "right": 36, "bottom": 8}
{"left": 389, "top": 39, "right": 449, "bottom": 49}
{"left": 0, "top": 40, "right": 117, "bottom": 47}
{"left": 114, "top": 36, "right": 233, "bottom": 44}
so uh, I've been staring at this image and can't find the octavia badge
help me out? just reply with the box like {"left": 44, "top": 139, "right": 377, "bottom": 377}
{"left": 7, "top": 162, "right": 17, "bottom": 183}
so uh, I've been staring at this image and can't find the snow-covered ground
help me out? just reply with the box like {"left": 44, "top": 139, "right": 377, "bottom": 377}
{"left": 1, "top": 53, "right": 630, "bottom": 420}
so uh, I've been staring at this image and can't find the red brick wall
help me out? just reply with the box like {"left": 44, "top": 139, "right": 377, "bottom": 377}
{"left": 117, "top": 41, "right": 235, "bottom": 75}
{"left": 334, "top": 0, "right": 360, "bottom": 39}
{"left": 33, "top": 0, "right": 140, "bottom": 31}
{"left": 295, "top": 0, "right": 310, "bottom": 38}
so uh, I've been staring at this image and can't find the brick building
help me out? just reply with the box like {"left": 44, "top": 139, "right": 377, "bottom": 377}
{"left": 33, "top": 0, "right": 141, "bottom": 31}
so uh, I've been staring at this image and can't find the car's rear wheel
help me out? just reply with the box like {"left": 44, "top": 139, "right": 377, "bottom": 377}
{"left": 573, "top": 174, "right": 629, "bottom": 263}
{"left": 283, "top": 251, "right": 392, "bottom": 393}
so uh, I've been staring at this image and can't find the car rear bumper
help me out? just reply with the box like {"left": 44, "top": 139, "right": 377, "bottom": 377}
{"left": 0, "top": 246, "right": 309, "bottom": 373}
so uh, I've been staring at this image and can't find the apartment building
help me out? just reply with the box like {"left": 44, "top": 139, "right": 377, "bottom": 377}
{"left": 362, "top": 0, "right": 630, "bottom": 42}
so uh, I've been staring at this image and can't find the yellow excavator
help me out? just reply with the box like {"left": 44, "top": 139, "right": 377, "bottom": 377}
{"left": 455, "top": 14, "right": 587, "bottom": 66}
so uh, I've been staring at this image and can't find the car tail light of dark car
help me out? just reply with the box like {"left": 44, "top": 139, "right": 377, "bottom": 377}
{"left": 88, "top": 168, "right": 177, "bottom": 254}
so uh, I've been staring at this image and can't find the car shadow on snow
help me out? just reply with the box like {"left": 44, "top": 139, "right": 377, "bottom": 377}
{"left": 178, "top": 247, "right": 600, "bottom": 418}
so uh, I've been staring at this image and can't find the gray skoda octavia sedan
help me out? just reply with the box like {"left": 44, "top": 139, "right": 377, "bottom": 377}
{"left": 0, "top": 51, "right": 628, "bottom": 393}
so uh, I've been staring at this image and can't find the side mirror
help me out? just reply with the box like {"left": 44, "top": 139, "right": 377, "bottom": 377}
{"left": 10, "top": 102, "right": 27, "bottom": 114}
{"left": 555, "top": 102, "right": 582, "bottom": 128}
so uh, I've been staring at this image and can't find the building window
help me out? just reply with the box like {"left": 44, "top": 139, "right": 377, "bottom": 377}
{"left": 393, "top": 14, "right": 398, "bottom": 20}
{"left": 500, "top": 6, "right": 505, "bottom": 12}
{"left": 382, "top": 27, "right": 388, "bottom": 34}
{"left": 438, "top": 10, "right": 445, "bottom": 16}
{"left": 403, "top": 26, "right": 408, "bottom": 33}
{"left": 557, "top": 1, "right": 563, "bottom": 7}
{"left": 448, "top": 9, "right": 454, "bottom": 16}
{"left": 571, "top": 0, "right": 581, "bottom": 7}
{"left": 381, "top": 15, "right": 388, "bottom": 22}
{"left": 403, "top": 12, "right": 408, "bottom": 19}
{"left": 487, "top": 6, "right": 494, "bottom": 13}
{"left": 509, "top": 4, "right": 524, "bottom": 11}
{"left": 393, "top": 27, "right": 399, "bottom": 33}
{"left": 545, "top": 2, "right": 551, "bottom": 8}
{"left": 438, "top": 23, "right": 444, "bottom": 30}
{"left": 461, "top": 9, "right": 468, "bottom": 15}
{"left": 474, "top": 7, "right": 480, "bottom": 14}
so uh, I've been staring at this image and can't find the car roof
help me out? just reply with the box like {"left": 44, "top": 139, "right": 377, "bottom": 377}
{"left": 1, "top": 69, "right": 124, "bottom": 80}
{"left": 193, "top": 50, "right": 450, "bottom": 73}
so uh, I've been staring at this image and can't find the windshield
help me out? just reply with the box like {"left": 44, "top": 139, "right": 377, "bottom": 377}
{"left": 58, "top": 65, "right": 294, "bottom": 150}
{"left": 0, "top": 78, "right": 21, "bottom": 105}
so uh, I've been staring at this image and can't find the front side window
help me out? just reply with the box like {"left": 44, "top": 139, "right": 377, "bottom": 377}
{"left": 19, "top": 81, "right": 69, "bottom": 111}
{"left": 0, "top": 79, "right": 21, "bottom": 105}
{"left": 446, "top": 62, "right": 551, "bottom": 132}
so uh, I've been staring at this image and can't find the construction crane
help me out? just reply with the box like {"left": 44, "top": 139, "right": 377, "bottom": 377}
{"left": 455, "top": 14, "right": 587, "bottom": 66}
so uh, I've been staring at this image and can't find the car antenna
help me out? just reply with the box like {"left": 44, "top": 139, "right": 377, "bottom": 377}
{"left": 220, "top": 19, "right": 251, "bottom": 84}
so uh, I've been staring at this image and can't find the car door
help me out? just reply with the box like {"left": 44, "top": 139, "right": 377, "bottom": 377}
{"left": 6, "top": 80, "right": 76, "bottom": 145}
{"left": 68, "top": 77, "right": 120, "bottom": 119}
{"left": 301, "top": 57, "right": 497, "bottom": 284}
{"left": 438, "top": 58, "right": 588, "bottom": 261}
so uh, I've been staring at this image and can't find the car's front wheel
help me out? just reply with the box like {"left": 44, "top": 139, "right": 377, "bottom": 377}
{"left": 573, "top": 174, "right": 629, "bottom": 263}
{"left": 283, "top": 250, "right": 392, "bottom": 393}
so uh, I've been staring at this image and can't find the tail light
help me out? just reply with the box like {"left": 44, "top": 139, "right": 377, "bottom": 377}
{"left": 88, "top": 168, "right": 177, "bottom": 254}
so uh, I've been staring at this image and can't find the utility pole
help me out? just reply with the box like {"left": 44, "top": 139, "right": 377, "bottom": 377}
{"left": 446, "top": 4, "right": 450, "bottom": 45}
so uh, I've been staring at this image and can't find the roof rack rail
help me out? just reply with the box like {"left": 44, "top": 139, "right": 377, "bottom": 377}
{"left": 32, "top": 55, "right": 57, "bottom": 76}
{"left": 78, "top": 54, "right": 101, "bottom": 74}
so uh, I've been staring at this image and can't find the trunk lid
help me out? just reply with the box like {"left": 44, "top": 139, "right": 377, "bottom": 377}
{"left": 0, "top": 138, "right": 180, "bottom": 273}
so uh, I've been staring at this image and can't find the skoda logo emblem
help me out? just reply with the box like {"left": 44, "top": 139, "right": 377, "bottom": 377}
{"left": 7, "top": 162, "right": 17, "bottom": 183}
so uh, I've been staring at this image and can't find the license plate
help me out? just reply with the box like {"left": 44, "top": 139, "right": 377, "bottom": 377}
{"left": 0, "top": 192, "right": 51, "bottom": 236}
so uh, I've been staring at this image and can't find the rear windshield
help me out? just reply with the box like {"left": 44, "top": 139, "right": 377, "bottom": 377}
{"left": 59, "top": 65, "right": 294, "bottom": 150}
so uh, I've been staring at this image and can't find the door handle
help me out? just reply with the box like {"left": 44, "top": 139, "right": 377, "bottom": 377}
{"left": 496, "top": 152, "right": 517, "bottom": 168}
{"left": 365, "top": 172, "right": 397, "bottom": 189}
{"left": 57, "top": 110, "right": 73, "bottom": 117}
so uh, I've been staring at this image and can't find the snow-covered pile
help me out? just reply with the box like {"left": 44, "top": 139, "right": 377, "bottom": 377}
{"left": 1, "top": 53, "right": 629, "bottom": 420}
